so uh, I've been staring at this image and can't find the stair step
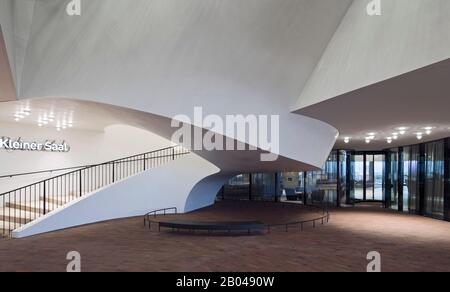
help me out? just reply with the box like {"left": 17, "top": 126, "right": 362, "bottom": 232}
{"left": 40, "top": 196, "right": 78, "bottom": 205}
{"left": 0, "top": 215, "right": 32, "bottom": 225}
{"left": 0, "top": 207, "right": 41, "bottom": 220}
{"left": 5, "top": 202, "right": 60, "bottom": 214}
{"left": 0, "top": 220, "right": 22, "bottom": 233}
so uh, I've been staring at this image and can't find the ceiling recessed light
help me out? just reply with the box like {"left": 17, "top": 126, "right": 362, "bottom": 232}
{"left": 344, "top": 137, "right": 350, "bottom": 144}
{"left": 398, "top": 127, "right": 408, "bottom": 135}
{"left": 416, "top": 133, "right": 423, "bottom": 140}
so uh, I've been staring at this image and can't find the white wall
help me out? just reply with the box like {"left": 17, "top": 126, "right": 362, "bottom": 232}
{"left": 11, "top": 0, "right": 344, "bottom": 170}
{"left": 0, "top": 122, "right": 172, "bottom": 194}
{"left": 295, "top": 0, "right": 450, "bottom": 110}
{"left": 0, "top": 0, "right": 15, "bottom": 87}
{"left": 12, "top": 154, "right": 221, "bottom": 238}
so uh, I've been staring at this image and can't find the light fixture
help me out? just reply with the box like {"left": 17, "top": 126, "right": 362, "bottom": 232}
{"left": 365, "top": 138, "right": 371, "bottom": 144}
{"left": 38, "top": 123, "right": 43, "bottom": 127}
{"left": 387, "top": 137, "right": 393, "bottom": 144}
{"left": 392, "top": 133, "right": 399, "bottom": 140}
{"left": 398, "top": 127, "right": 407, "bottom": 135}
{"left": 424, "top": 127, "right": 433, "bottom": 135}
{"left": 344, "top": 137, "right": 350, "bottom": 144}
{"left": 416, "top": 132, "right": 423, "bottom": 140}
{"left": 14, "top": 118, "right": 20, "bottom": 122}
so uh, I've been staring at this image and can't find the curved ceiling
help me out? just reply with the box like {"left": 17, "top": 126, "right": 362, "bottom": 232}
{"left": 297, "top": 59, "right": 450, "bottom": 150}
{"left": 0, "top": 97, "right": 328, "bottom": 173}
{"left": 0, "top": 0, "right": 355, "bottom": 169}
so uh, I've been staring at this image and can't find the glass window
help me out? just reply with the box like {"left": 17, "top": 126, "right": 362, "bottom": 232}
{"left": 424, "top": 141, "right": 444, "bottom": 219}
{"left": 353, "top": 155, "right": 364, "bottom": 200}
{"left": 374, "top": 154, "right": 385, "bottom": 201}
{"left": 251, "top": 173, "right": 276, "bottom": 201}
{"left": 390, "top": 149, "right": 399, "bottom": 210}
{"left": 339, "top": 150, "right": 347, "bottom": 205}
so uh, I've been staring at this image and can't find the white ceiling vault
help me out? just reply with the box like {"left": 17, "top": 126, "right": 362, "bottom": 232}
{"left": 0, "top": 0, "right": 355, "bottom": 172}
{"left": 3, "top": 0, "right": 449, "bottom": 165}
{"left": 294, "top": 0, "right": 450, "bottom": 150}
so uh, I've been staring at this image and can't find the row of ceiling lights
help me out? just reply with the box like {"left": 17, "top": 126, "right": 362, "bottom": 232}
{"left": 14, "top": 108, "right": 31, "bottom": 121}
{"left": 14, "top": 109, "right": 74, "bottom": 131}
{"left": 343, "top": 127, "right": 434, "bottom": 144}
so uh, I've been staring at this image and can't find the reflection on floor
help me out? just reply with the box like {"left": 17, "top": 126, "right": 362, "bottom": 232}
{"left": 0, "top": 201, "right": 450, "bottom": 272}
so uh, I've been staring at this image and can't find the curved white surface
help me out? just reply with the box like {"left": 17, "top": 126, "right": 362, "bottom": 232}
{"left": 7, "top": 0, "right": 348, "bottom": 170}
{"left": 0, "top": 1, "right": 355, "bottom": 237}
{"left": 12, "top": 154, "right": 222, "bottom": 238}
{"left": 295, "top": 0, "right": 450, "bottom": 111}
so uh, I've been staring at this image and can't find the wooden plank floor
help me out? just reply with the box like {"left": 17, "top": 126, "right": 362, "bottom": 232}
{"left": 0, "top": 201, "right": 450, "bottom": 272}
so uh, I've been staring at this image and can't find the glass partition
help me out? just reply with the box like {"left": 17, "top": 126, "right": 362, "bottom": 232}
{"left": 424, "top": 141, "right": 445, "bottom": 219}
{"left": 353, "top": 155, "right": 364, "bottom": 200}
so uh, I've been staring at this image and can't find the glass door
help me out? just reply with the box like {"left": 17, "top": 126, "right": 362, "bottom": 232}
{"left": 374, "top": 154, "right": 385, "bottom": 201}
{"left": 350, "top": 152, "right": 386, "bottom": 201}
{"left": 353, "top": 155, "right": 364, "bottom": 200}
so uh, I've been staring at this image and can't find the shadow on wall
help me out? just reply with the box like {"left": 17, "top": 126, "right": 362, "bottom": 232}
{"left": 184, "top": 173, "right": 236, "bottom": 212}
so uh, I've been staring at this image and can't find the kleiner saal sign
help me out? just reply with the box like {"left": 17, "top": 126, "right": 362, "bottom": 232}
{"left": 0, "top": 137, "right": 70, "bottom": 152}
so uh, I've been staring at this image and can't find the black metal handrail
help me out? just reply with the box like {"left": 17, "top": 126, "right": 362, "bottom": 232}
{"left": 1, "top": 146, "right": 189, "bottom": 237}
{"left": 143, "top": 207, "right": 178, "bottom": 227}
{"left": 266, "top": 204, "right": 330, "bottom": 233}
{"left": 144, "top": 202, "right": 330, "bottom": 234}
{"left": 0, "top": 146, "right": 182, "bottom": 179}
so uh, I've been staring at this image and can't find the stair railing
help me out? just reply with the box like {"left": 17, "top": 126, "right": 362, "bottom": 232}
{"left": 0, "top": 145, "right": 189, "bottom": 237}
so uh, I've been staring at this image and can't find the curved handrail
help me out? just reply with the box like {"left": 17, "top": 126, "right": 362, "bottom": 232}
{"left": 144, "top": 207, "right": 178, "bottom": 227}
{"left": 1, "top": 145, "right": 189, "bottom": 237}
{"left": 0, "top": 146, "right": 182, "bottom": 180}
{"left": 144, "top": 202, "right": 330, "bottom": 234}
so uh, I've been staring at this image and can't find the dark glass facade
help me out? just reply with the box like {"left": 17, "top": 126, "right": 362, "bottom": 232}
{"left": 219, "top": 137, "right": 450, "bottom": 222}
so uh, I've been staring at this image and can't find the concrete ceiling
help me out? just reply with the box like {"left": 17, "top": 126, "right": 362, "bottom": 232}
{"left": 296, "top": 59, "right": 450, "bottom": 150}
{"left": 0, "top": 0, "right": 356, "bottom": 170}
{"left": 0, "top": 25, "right": 16, "bottom": 102}
{"left": 0, "top": 97, "right": 322, "bottom": 172}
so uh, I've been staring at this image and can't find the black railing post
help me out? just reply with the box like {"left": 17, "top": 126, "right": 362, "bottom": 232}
{"left": 112, "top": 161, "right": 115, "bottom": 183}
{"left": 144, "top": 154, "right": 147, "bottom": 171}
{"left": 172, "top": 147, "right": 175, "bottom": 160}
{"left": 79, "top": 170, "right": 82, "bottom": 197}
{"left": 43, "top": 181, "right": 47, "bottom": 215}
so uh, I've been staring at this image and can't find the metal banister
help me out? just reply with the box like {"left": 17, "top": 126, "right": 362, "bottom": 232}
{"left": 1, "top": 146, "right": 189, "bottom": 237}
